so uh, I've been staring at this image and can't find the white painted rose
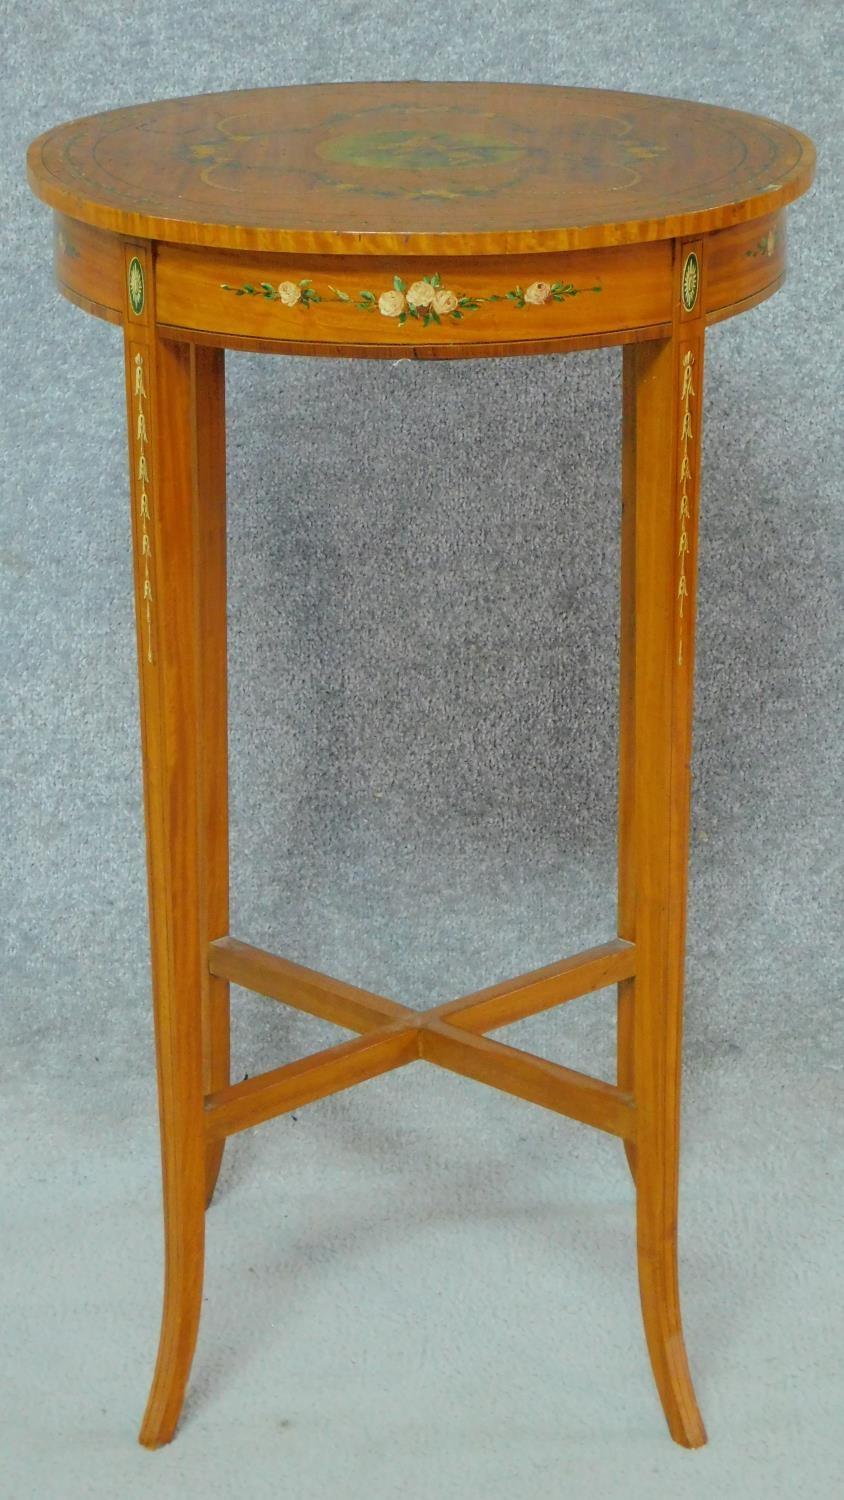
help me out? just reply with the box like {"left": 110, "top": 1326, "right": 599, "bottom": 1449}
{"left": 278, "top": 281, "right": 301, "bottom": 305}
{"left": 524, "top": 281, "right": 552, "bottom": 305}
{"left": 378, "top": 289, "right": 406, "bottom": 317}
{"left": 432, "top": 288, "right": 458, "bottom": 315}
{"left": 407, "top": 280, "right": 435, "bottom": 308}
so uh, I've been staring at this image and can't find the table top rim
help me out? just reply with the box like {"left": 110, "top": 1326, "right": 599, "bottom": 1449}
{"left": 27, "top": 81, "right": 816, "bottom": 258}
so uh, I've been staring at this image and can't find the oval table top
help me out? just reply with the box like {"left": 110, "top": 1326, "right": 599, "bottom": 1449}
{"left": 27, "top": 81, "right": 815, "bottom": 258}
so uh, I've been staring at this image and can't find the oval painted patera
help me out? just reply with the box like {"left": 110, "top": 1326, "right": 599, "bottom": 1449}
{"left": 128, "top": 255, "right": 145, "bottom": 315}
{"left": 681, "top": 251, "right": 699, "bottom": 312}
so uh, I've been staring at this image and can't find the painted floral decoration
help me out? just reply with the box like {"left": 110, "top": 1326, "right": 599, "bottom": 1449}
{"left": 333, "top": 272, "right": 480, "bottom": 325}
{"left": 128, "top": 256, "right": 145, "bottom": 316}
{"left": 746, "top": 228, "right": 777, "bottom": 258}
{"left": 56, "top": 229, "right": 79, "bottom": 260}
{"left": 221, "top": 272, "right": 601, "bottom": 326}
{"left": 221, "top": 277, "right": 321, "bottom": 307}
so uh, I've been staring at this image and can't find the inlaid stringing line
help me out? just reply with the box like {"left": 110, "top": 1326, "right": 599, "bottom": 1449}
{"left": 134, "top": 352, "right": 154, "bottom": 664}
{"left": 677, "top": 349, "right": 694, "bottom": 666}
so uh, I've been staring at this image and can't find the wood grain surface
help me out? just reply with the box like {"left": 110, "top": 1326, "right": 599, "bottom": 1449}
{"left": 28, "top": 82, "right": 814, "bottom": 256}
{"left": 25, "top": 83, "right": 817, "bottom": 1453}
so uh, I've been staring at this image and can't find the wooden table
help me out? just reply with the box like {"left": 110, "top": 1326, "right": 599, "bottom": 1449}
{"left": 27, "top": 82, "right": 814, "bottom": 1450}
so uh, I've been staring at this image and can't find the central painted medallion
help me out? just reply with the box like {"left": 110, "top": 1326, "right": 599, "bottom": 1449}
{"left": 316, "top": 129, "right": 528, "bottom": 172}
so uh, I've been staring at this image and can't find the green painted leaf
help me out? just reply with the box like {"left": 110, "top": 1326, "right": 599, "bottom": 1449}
{"left": 330, "top": 286, "right": 351, "bottom": 302}
{"left": 398, "top": 312, "right": 407, "bottom": 325}
{"left": 431, "top": 310, "right": 441, "bottom": 325}
{"left": 393, "top": 275, "right": 406, "bottom": 292}
{"left": 431, "top": 272, "right": 441, "bottom": 287}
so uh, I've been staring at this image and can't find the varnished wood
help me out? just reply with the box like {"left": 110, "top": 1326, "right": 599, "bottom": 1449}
{"left": 705, "top": 271, "right": 787, "bottom": 329}
{"left": 152, "top": 319, "right": 676, "bottom": 363}
{"left": 617, "top": 334, "right": 640, "bottom": 1182}
{"left": 431, "top": 939, "right": 636, "bottom": 1032}
{"left": 205, "top": 1021, "right": 419, "bottom": 1140}
{"left": 420, "top": 1020, "right": 636, "bottom": 1140}
{"left": 28, "top": 83, "right": 813, "bottom": 257}
{"left": 205, "top": 942, "right": 642, "bottom": 1141}
{"left": 193, "top": 347, "right": 230, "bottom": 1209}
{"left": 123, "top": 305, "right": 216, "bottom": 1447}
{"left": 619, "top": 257, "right": 708, "bottom": 1447}
{"left": 26, "top": 83, "right": 815, "bottom": 1455}
{"left": 54, "top": 214, "right": 122, "bottom": 323}
{"left": 208, "top": 936, "right": 414, "bottom": 1033}
{"left": 30, "top": 87, "right": 813, "bottom": 360}
{"left": 213, "top": 935, "right": 634, "bottom": 1036}
{"left": 703, "top": 210, "right": 786, "bottom": 316}
{"left": 153, "top": 238, "right": 672, "bottom": 353}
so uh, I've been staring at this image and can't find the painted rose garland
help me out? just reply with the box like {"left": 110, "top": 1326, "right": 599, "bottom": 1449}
{"left": 221, "top": 272, "right": 601, "bottom": 325}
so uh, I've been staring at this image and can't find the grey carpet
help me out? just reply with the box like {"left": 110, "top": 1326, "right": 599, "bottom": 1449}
{"left": 2, "top": 1, "right": 842, "bottom": 1496}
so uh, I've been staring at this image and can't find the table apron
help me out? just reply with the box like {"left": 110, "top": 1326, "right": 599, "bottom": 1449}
{"left": 52, "top": 210, "right": 788, "bottom": 351}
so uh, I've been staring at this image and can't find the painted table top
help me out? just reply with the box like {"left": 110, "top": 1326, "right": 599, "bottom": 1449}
{"left": 26, "top": 82, "right": 815, "bottom": 257}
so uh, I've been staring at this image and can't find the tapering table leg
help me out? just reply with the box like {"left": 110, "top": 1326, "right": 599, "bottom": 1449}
{"left": 618, "top": 304, "right": 707, "bottom": 1447}
{"left": 122, "top": 250, "right": 229, "bottom": 1446}
{"left": 616, "top": 340, "right": 639, "bottom": 1184}
{"left": 193, "top": 352, "right": 230, "bottom": 1209}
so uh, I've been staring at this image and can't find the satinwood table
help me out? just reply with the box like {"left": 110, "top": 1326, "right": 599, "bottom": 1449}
{"left": 27, "top": 82, "right": 814, "bottom": 1450}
